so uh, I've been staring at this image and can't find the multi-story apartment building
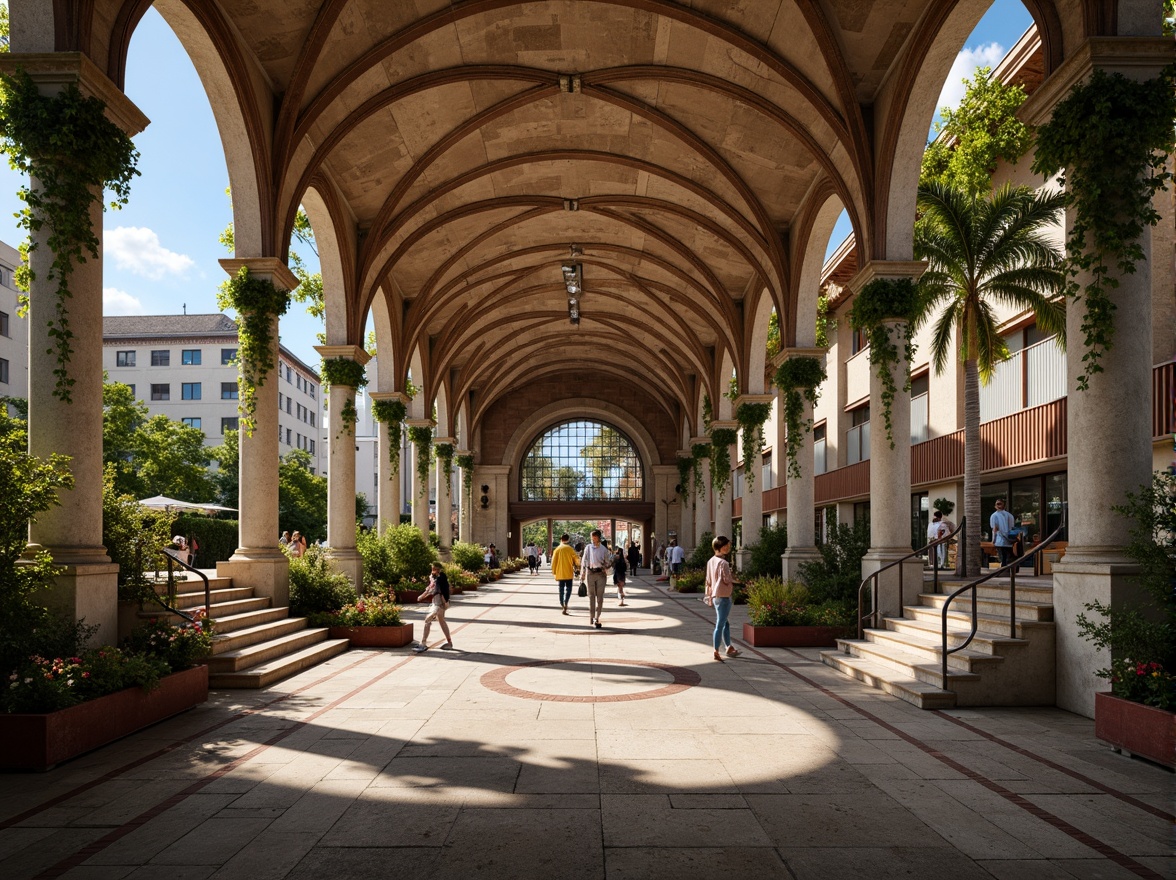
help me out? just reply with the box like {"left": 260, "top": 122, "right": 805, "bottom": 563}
{"left": 102, "top": 314, "right": 327, "bottom": 475}
{"left": 0, "top": 239, "right": 28, "bottom": 414}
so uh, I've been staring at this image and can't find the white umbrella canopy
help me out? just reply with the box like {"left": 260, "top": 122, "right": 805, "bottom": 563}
{"left": 137, "top": 496, "right": 235, "bottom": 514}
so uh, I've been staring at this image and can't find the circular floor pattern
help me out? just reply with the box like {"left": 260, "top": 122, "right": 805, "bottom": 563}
{"left": 480, "top": 657, "right": 701, "bottom": 703}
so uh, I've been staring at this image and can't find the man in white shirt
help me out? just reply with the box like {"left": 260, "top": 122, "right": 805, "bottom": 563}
{"left": 927, "top": 511, "right": 947, "bottom": 569}
{"left": 990, "top": 498, "right": 1016, "bottom": 567}
{"left": 581, "top": 529, "right": 612, "bottom": 629}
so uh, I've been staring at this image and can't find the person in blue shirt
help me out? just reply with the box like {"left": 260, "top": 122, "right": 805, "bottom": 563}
{"left": 989, "top": 498, "right": 1017, "bottom": 567}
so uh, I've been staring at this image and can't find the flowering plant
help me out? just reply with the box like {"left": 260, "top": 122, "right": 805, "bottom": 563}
{"left": 3, "top": 648, "right": 169, "bottom": 714}
{"left": 746, "top": 576, "right": 854, "bottom": 627}
{"left": 1105, "top": 658, "right": 1175, "bottom": 711}
{"left": 307, "top": 593, "right": 403, "bottom": 627}
{"left": 125, "top": 615, "right": 214, "bottom": 673}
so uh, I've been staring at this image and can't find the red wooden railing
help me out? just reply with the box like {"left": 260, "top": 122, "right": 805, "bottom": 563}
{"left": 1155, "top": 360, "right": 1175, "bottom": 440}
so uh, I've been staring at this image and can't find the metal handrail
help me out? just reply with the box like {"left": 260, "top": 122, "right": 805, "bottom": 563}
{"left": 939, "top": 508, "right": 1066, "bottom": 687}
{"left": 158, "top": 546, "right": 213, "bottom": 628}
{"left": 857, "top": 518, "right": 965, "bottom": 639}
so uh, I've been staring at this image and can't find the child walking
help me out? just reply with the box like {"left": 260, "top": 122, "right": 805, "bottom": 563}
{"left": 414, "top": 562, "right": 452, "bottom": 652}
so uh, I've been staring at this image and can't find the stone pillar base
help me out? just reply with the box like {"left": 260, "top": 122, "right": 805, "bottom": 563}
{"left": 782, "top": 546, "right": 822, "bottom": 583}
{"left": 28, "top": 559, "right": 119, "bottom": 647}
{"left": 861, "top": 550, "right": 923, "bottom": 621}
{"left": 733, "top": 549, "right": 752, "bottom": 574}
{"left": 218, "top": 550, "right": 289, "bottom": 609}
{"left": 1053, "top": 556, "right": 1142, "bottom": 719}
{"left": 326, "top": 548, "right": 364, "bottom": 591}
{"left": 438, "top": 547, "right": 453, "bottom": 563}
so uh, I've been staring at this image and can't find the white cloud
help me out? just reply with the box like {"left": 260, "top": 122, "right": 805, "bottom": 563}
{"left": 106, "top": 226, "right": 195, "bottom": 280}
{"left": 935, "top": 42, "right": 1006, "bottom": 114}
{"left": 103, "top": 287, "right": 145, "bottom": 315}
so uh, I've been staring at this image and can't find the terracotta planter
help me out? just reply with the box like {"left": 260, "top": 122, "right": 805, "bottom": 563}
{"left": 1094, "top": 691, "right": 1176, "bottom": 769}
{"left": 327, "top": 623, "right": 413, "bottom": 647}
{"left": 0, "top": 664, "right": 209, "bottom": 771}
{"left": 742, "top": 623, "right": 856, "bottom": 648}
{"left": 395, "top": 589, "right": 424, "bottom": 604}
{"left": 462, "top": 583, "right": 479, "bottom": 591}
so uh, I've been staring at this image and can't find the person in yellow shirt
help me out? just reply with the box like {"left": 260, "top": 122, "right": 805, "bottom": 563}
{"left": 551, "top": 533, "right": 581, "bottom": 615}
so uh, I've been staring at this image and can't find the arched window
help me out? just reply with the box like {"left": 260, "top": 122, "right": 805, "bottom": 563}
{"left": 520, "top": 420, "right": 643, "bottom": 501}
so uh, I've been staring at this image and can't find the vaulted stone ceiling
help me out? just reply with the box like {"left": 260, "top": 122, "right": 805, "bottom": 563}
{"left": 82, "top": 0, "right": 1084, "bottom": 436}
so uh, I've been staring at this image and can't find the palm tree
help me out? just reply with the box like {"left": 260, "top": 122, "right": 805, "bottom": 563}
{"left": 914, "top": 181, "right": 1066, "bottom": 577}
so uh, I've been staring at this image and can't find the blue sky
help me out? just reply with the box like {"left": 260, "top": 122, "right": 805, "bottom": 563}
{"left": 0, "top": 1, "right": 1033, "bottom": 366}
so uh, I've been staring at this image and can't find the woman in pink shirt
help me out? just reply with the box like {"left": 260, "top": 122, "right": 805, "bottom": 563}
{"left": 703, "top": 535, "right": 740, "bottom": 661}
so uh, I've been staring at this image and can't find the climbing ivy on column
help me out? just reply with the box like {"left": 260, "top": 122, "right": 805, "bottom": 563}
{"left": 708, "top": 426, "right": 737, "bottom": 500}
{"left": 320, "top": 357, "right": 367, "bottom": 437}
{"left": 676, "top": 456, "right": 693, "bottom": 503}
{"left": 371, "top": 399, "right": 407, "bottom": 474}
{"left": 435, "top": 442, "right": 455, "bottom": 488}
{"left": 456, "top": 452, "right": 475, "bottom": 501}
{"left": 0, "top": 69, "right": 139, "bottom": 402}
{"left": 773, "top": 356, "right": 827, "bottom": 479}
{"left": 217, "top": 267, "right": 291, "bottom": 434}
{"left": 408, "top": 425, "right": 434, "bottom": 493}
{"left": 848, "top": 277, "right": 920, "bottom": 448}
{"left": 735, "top": 401, "right": 774, "bottom": 489}
{"left": 690, "top": 442, "right": 709, "bottom": 501}
{"left": 1032, "top": 66, "right": 1176, "bottom": 391}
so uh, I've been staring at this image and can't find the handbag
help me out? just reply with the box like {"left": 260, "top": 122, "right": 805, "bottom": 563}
{"left": 578, "top": 581, "right": 587, "bottom": 597}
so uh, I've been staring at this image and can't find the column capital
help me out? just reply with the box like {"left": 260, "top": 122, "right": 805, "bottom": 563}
{"left": 433, "top": 436, "right": 456, "bottom": 446}
{"left": 771, "top": 346, "right": 827, "bottom": 370}
{"left": 676, "top": 448, "right": 694, "bottom": 457}
{"left": 219, "top": 257, "right": 299, "bottom": 291}
{"left": 733, "top": 393, "right": 774, "bottom": 408}
{"left": 369, "top": 391, "right": 409, "bottom": 403}
{"left": 405, "top": 418, "right": 436, "bottom": 430}
{"left": 689, "top": 436, "right": 710, "bottom": 447}
{"left": 0, "top": 52, "right": 149, "bottom": 136}
{"left": 708, "top": 420, "right": 739, "bottom": 432}
{"left": 456, "top": 448, "right": 473, "bottom": 457}
{"left": 1020, "top": 37, "right": 1176, "bottom": 126}
{"left": 846, "top": 260, "right": 926, "bottom": 296}
{"left": 314, "top": 344, "right": 372, "bottom": 366}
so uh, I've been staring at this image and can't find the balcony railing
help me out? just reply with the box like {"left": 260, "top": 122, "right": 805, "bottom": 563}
{"left": 980, "top": 335, "right": 1066, "bottom": 422}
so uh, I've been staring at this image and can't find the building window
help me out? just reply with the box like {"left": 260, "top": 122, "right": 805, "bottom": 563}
{"left": 221, "top": 382, "right": 239, "bottom": 400}
{"left": 286, "top": 428, "right": 292, "bottom": 445}
{"left": 850, "top": 326, "right": 868, "bottom": 355}
{"left": 0, "top": 358, "right": 8, "bottom": 384}
{"left": 309, "top": 439, "right": 315, "bottom": 455}
{"left": 181, "top": 382, "right": 201, "bottom": 400}
{"left": 910, "top": 373, "right": 929, "bottom": 445}
{"left": 181, "top": 349, "right": 202, "bottom": 365}
{"left": 286, "top": 397, "right": 292, "bottom": 414}
{"left": 520, "top": 419, "right": 643, "bottom": 501}
{"left": 116, "top": 350, "right": 136, "bottom": 367}
{"left": 150, "top": 350, "right": 170, "bottom": 367}
{"left": 309, "top": 384, "right": 315, "bottom": 399}
{"left": 182, "top": 417, "right": 202, "bottom": 429}
{"left": 761, "top": 452, "right": 772, "bottom": 491}
{"left": 221, "top": 417, "right": 239, "bottom": 435}
{"left": 310, "top": 412, "right": 316, "bottom": 428}
{"left": 221, "top": 348, "right": 237, "bottom": 365}
{"left": 847, "top": 404, "right": 870, "bottom": 465}
{"left": 0, "top": 311, "right": 8, "bottom": 337}
{"left": 151, "top": 383, "right": 170, "bottom": 401}
{"left": 127, "top": 384, "right": 135, "bottom": 398}
{"left": 813, "top": 423, "right": 827, "bottom": 476}
{"left": 278, "top": 392, "right": 283, "bottom": 410}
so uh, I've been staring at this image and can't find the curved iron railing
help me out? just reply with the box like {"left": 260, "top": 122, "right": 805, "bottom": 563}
{"left": 155, "top": 543, "right": 212, "bottom": 627}
{"left": 939, "top": 509, "right": 1066, "bottom": 687}
{"left": 857, "top": 518, "right": 965, "bottom": 639}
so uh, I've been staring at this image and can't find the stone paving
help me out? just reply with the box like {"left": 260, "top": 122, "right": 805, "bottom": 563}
{"left": 1, "top": 571, "right": 1172, "bottom": 880}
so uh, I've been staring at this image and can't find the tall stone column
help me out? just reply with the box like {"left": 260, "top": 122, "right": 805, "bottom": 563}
{"left": 691, "top": 438, "right": 711, "bottom": 549}
{"left": 14, "top": 56, "right": 148, "bottom": 643}
{"left": 780, "top": 350, "right": 827, "bottom": 582}
{"left": 653, "top": 464, "right": 677, "bottom": 559}
{"left": 316, "top": 345, "right": 370, "bottom": 588}
{"left": 406, "top": 419, "right": 434, "bottom": 542}
{"left": 434, "top": 438, "right": 455, "bottom": 558}
{"left": 852, "top": 263, "right": 925, "bottom": 618}
{"left": 1020, "top": 38, "right": 1172, "bottom": 716}
{"left": 369, "top": 392, "right": 406, "bottom": 535}
{"left": 733, "top": 395, "right": 773, "bottom": 572}
{"left": 458, "top": 450, "right": 474, "bottom": 542}
{"left": 217, "top": 258, "right": 298, "bottom": 606}
{"left": 710, "top": 420, "right": 737, "bottom": 541}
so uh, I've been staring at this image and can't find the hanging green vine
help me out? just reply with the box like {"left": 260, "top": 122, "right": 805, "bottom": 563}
{"left": 690, "top": 442, "right": 709, "bottom": 501}
{"left": 408, "top": 425, "right": 434, "bottom": 493}
{"left": 676, "top": 456, "right": 693, "bottom": 502}
{"left": 217, "top": 267, "right": 291, "bottom": 434}
{"left": 0, "top": 69, "right": 140, "bottom": 402}
{"left": 372, "top": 398, "right": 408, "bottom": 474}
{"left": 1032, "top": 65, "right": 1176, "bottom": 391}
{"left": 708, "top": 427, "right": 738, "bottom": 500}
{"left": 456, "top": 452, "right": 475, "bottom": 499}
{"left": 849, "top": 277, "right": 920, "bottom": 448}
{"left": 773, "top": 356, "right": 827, "bottom": 480}
{"left": 735, "top": 401, "right": 774, "bottom": 489}
{"left": 320, "top": 358, "right": 367, "bottom": 437}
{"left": 701, "top": 393, "right": 713, "bottom": 431}
{"left": 435, "top": 442, "right": 455, "bottom": 489}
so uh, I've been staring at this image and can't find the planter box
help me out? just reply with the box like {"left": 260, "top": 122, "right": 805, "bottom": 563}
{"left": 395, "top": 589, "right": 424, "bottom": 604}
{"left": 0, "top": 664, "right": 209, "bottom": 771}
{"left": 742, "top": 623, "right": 856, "bottom": 648}
{"left": 327, "top": 623, "right": 413, "bottom": 648}
{"left": 1094, "top": 691, "right": 1176, "bottom": 769}
{"left": 462, "top": 583, "right": 479, "bottom": 591}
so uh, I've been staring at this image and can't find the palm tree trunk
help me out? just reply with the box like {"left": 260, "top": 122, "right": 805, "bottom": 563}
{"left": 963, "top": 357, "right": 981, "bottom": 577}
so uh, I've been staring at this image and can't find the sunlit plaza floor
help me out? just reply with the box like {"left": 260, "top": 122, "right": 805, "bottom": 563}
{"left": 1, "top": 571, "right": 1171, "bottom": 880}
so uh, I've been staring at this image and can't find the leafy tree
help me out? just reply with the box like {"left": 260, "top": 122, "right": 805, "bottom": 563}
{"left": 554, "top": 465, "right": 585, "bottom": 500}
{"left": 278, "top": 449, "right": 328, "bottom": 541}
{"left": 208, "top": 427, "right": 239, "bottom": 508}
{"left": 798, "top": 518, "right": 872, "bottom": 604}
{"left": 920, "top": 67, "right": 1033, "bottom": 197}
{"left": 0, "top": 4, "right": 9, "bottom": 53}
{"left": 744, "top": 521, "right": 788, "bottom": 578}
{"left": 522, "top": 521, "right": 549, "bottom": 548}
{"left": 131, "top": 415, "right": 213, "bottom": 500}
{"left": 102, "top": 378, "right": 147, "bottom": 493}
{"left": 915, "top": 182, "right": 1066, "bottom": 576}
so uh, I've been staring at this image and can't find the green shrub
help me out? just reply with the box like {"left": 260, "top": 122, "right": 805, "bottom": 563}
{"left": 746, "top": 576, "right": 854, "bottom": 627}
{"left": 307, "top": 592, "right": 402, "bottom": 628}
{"left": 288, "top": 545, "right": 357, "bottom": 616}
{"left": 744, "top": 522, "right": 787, "bottom": 578}
{"left": 687, "top": 532, "right": 714, "bottom": 569}
{"left": 384, "top": 523, "right": 438, "bottom": 580}
{"left": 124, "top": 617, "right": 213, "bottom": 672}
{"left": 673, "top": 569, "right": 706, "bottom": 593}
{"left": 798, "top": 519, "right": 872, "bottom": 604}
{"left": 451, "top": 541, "right": 485, "bottom": 572}
{"left": 357, "top": 526, "right": 397, "bottom": 587}
{"left": 443, "top": 562, "right": 479, "bottom": 588}
{"left": 170, "top": 514, "right": 238, "bottom": 568}
{"left": 102, "top": 466, "right": 171, "bottom": 595}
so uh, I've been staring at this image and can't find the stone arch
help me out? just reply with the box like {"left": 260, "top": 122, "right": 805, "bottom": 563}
{"left": 408, "top": 345, "right": 427, "bottom": 420}
{"left": 501, "top": 399, "right": 663, "bottom": 504}
{"left": 792, "top": 193, "right": 849, "bottom": 349}
{"left": 300, "top": 182, "right": 355, "bottom": 347}
{"left": 744, "top": 287, "right": 776, "bottom": 395}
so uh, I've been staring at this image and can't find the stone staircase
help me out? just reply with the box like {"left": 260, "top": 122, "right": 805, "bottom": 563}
{"left": 143, "top": 573, "right": 349, "bottom": 688}
{"left": 820, "top": 577, "right": 1056, "bottom": 709}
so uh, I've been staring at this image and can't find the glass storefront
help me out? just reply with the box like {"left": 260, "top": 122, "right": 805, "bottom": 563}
{"left": 911, "top": 492, "right": 929, "bottom": 552}
{"left": 981, "top": 471, "right": 1068, "bottom": 567}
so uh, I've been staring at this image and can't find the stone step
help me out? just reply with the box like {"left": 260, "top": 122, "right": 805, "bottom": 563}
{"left": 205, "top": 596, "right": 273, "bottom": 618}
{"left": 210, "top": 617, "right": 308, "bottom": 655}
{"left": 202, "top": 606, "right": 291, "bottom": 634}
{"left": 165, "top": 586, "right": 255, "bottom": 610}
{"left": 868, "top": 622, "right": 1024, "bottom": 665}
{"left": 894, "top": 610, "right": 1054, "bottom": 645}
{"left": 208, "top": 638, "right": 351, "bottom": 689}
{"left": 207, "top": 627, "right": 333, "bottom": 673}
{"left": 819, "top": 651, "right": 958, "bottom": 709}
{"left": 932, "top": 580, "right": 1054, "bottom": 603}
{"left": 918, "top": 592, "right": 1053, "bottom": 622}
{"left": 841, "top": 631, "right": 999, "bottom": 676}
